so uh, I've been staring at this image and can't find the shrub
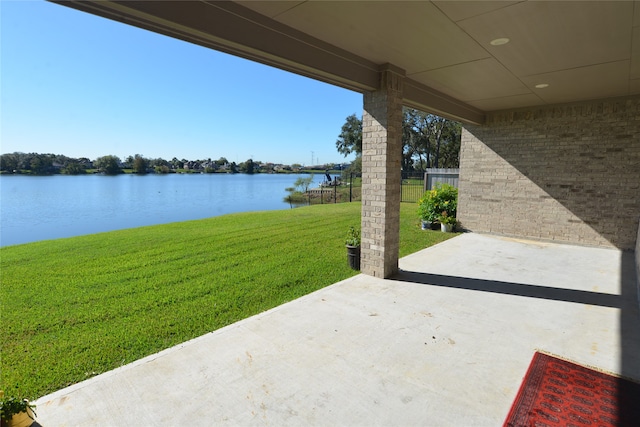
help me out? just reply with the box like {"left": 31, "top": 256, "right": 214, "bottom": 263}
{"left": 418, "top": 191, "right": 437, "bottom": 222}
{"left": 418, "top": 183, "right": 457, "bottom": 223}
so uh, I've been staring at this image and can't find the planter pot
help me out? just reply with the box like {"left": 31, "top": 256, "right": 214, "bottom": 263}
{"left": 346, "top": 245, "right": 361, "bottom": 270}
{"left": 5, "top": 408, "right": 35, "bottom": 427}
{"left": 440, "top": 223, "right": 453, "bottom": 233}
{"left": 421, "top": 220, "right": 432, "bottom": 230}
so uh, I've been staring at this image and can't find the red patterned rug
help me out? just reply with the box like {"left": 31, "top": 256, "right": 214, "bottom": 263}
{"left": 504, "top": 352, "right": 640, "bottom": 427}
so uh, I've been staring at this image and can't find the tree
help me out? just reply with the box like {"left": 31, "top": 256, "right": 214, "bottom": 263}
{"left": 29, "top": 154, "right": 54, "bottom": 174}
{"left": 0, "top": 153, "right": 19, "bottom": 172}
{"left": 402, "top": 109, "right": 428, "bottom": 171}
{"left": 294, "top": 174, "right": 314, "bottom": 193}
{"left": 124, "top": 155, "right": 134, "bottom": 169}
{"left": 132, "top": 154, "right": 149, "bottom": 174}
{"left": 343, "top": 157, "right": 362, "bottom": 177}
{"left": 335, "top": 109, "right": 461, "bottom": 171}
{"left": 62, "top": 161, "right": 86, "bottom": 175}
{"left": 155, "top": 165, "right": 171, "bottom": 174}
{"left": 150, "top": 157, "right": 169, "bottom": 168}
{"left": 17, "top": 153, "right": 36, "bottom": 171}
{"left": 239, "top": 158, "right": 255, "bottom": 174}
{"left": 94, "top": 155, "right": 122, "bottom": 175}
{"left": 335, "top": 114, "right": 362, "bottom": 157}
{"left": 436, "top": 120, "right": 461, "bottom": 168}
{"left": 283, "top": 174, "right": 314, "bottom": 208}
{"left": 171, "top": 157, "right": 182, "bottom": 169}
{"left": 78, "top": 158, "right": 92, "bottom": 168}
{"left": 402, "top": 110, "right": 461, "bottom": 170}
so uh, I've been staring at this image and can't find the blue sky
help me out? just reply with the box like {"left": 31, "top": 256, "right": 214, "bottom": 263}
{"left": 1, "top": 0, "right": 362, "bottom": 165}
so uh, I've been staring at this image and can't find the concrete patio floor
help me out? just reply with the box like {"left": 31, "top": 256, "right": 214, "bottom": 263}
{"left": 34, "top": 233, "right": 640, "bottom": 426}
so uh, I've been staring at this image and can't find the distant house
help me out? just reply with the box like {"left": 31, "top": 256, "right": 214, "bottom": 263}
{"left": 183, "top": 161, "right": 203, "bottom": 171}
{"left": 274, "top": 164, "right": 291, "bottom": 172}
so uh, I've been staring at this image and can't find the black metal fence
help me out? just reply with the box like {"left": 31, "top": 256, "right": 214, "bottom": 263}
{"left": 401, "top": 171, "right": 425, "bottom": 203}
{"left": 339, "top": 171, "right": 425, "bottom": 203}
{"left": 306, "top": 170, "right": 458, "bottom": 205}
{"left": 306, "top": 172, "right": 361, "bottom": 204}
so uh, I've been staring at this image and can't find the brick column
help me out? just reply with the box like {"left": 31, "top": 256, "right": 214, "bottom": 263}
{"left": 361, "top": 65, "right": 404, "bottom": 278}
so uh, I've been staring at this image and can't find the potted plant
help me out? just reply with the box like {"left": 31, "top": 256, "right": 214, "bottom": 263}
{"left": 418, "top": 183, "right": 458, "bottom": 230}
{"left": 345, "top": 225, "right": 361, "bottom": 270}
{"left": 438, "top": 211, "right": 456, "bottom": 232}
{"left": 420, "top": 183, "right": 458, "bottom": 232}
{"left": 417, "top": 190, "right": 437, "bottom": 230}
{"left": 0, "top": 390, "right": 36, "bottom": 427}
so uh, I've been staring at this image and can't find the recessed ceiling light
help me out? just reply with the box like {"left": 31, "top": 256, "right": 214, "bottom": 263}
{"left": 490, "top": 38, "right": 510, "bottom": 46}
{"left": 535, "top": 83, "right": 549, "bottom": 89}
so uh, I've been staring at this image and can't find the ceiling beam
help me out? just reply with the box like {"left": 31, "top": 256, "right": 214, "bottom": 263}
{"left": 404, "top": 79, "right": 485, "bottom": 124}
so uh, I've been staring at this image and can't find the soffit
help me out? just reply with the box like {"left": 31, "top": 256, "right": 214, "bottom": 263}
{"left": 52, "top": 0, "right": 640, "bottom": 123}
{"left": 235, "top": 1, "right": 305, "bottom": 18}
{"left": 239, "top": 0, "right": 639, "bottom": 115}
{"left": 242, "top": 1, "right": 491, "bottom": 75}
{"left": 519, "top": 60, "right": 632, "bottom": 104}
{"left": 432, "top": 1, "right": 523, "bottom": 22}
{"left": 454, "top": 1, "right": 632, "bottom": 77}
{"left": 411, "top": 58, "right": 531, "bottom": 102}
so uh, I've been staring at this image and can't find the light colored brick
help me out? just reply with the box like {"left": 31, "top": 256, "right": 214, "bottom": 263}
{"left": 459, "top": 96, "right": 640, "bottom": 250}
{"left": 361, "top": 68, "right": 404, "bottom": 278}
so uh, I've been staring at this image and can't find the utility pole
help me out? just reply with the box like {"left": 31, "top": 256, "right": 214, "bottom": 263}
{"left": 311, "top": 151, "right": 314, "bottom": 166}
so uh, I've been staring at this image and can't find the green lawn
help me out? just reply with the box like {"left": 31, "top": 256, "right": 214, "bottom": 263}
{"left": 1, "top": 203, "right": 457, "bottom": 398}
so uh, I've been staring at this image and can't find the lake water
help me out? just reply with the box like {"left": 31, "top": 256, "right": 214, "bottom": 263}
{"left": 0, "top": 173, "right": 326, "bottom": 247}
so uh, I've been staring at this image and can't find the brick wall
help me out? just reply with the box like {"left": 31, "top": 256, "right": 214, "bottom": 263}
{"left": 458, "top": 97, "right": 640, "bottom": 250}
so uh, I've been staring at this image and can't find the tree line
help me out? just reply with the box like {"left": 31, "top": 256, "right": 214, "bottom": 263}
{"left": 0, "top": 152, "right": 318, "bottom": 176}
{"left": 335, "top": 108, "right": 461, "bottom": 173}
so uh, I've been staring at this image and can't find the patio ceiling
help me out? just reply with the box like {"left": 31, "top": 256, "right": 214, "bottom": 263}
{"left": 53, "top": 1, "right": 640, "bottom": 124}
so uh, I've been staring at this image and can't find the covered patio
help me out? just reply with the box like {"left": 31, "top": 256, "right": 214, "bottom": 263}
{"left": 38, "top": 1, "right": 640, "bottom": 424}
{"left": 34, "top": 233, "right": 640, "bottom": 425}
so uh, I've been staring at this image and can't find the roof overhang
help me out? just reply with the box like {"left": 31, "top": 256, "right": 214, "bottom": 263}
{"left": 50, "top": 1, "right": 640, "bottom": 125}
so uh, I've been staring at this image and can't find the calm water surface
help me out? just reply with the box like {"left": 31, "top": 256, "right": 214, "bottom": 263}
{"left": 0, "top": 173, "right": 324, "bottom": 247}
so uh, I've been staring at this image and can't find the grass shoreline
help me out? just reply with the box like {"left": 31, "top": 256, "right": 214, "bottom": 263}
{"left": 1, "top": 203, "right": 457, "bottom": 398}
